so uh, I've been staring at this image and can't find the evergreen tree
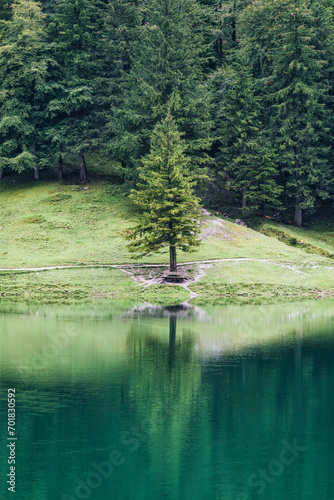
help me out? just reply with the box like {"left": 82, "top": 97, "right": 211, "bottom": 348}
{"left": 39, "top": 0, "right": 55, "bottom": 15}
{"left": 214, "top": 53, "right": 282, "bottom": 214}
{"left": 322, "top": 0, "right": 334, "bottom": 19}
{"left": 268, "top": 0, "right": 333, "bottom": 225}
{"left": 197, "top": 0, "right": 252, "bottom": 65}
{"left": 46, "top": 0, "right": 112, "bottom": 179}
{"left": 216, "top": 0, "right": 252, "bottom": 58}
{"left": 239, "top": 0, "right": 281, "bottom": 82}
{"left": 0, "top": 0, "right": 53, "bottom": 180}
{"left": 240, "top": 0, "right": 334, "bottom": 225}
{"left": 126, "top": 115, "right": 202, "bottom": 272}
{"left": 103, "top": 0, "right": 142, "bottom": 177}
{"left": 109, "top": 0, "right": 212, "bottom": 175}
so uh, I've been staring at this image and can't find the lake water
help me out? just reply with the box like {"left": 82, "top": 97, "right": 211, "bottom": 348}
{"left": 0, "top": 300, "right": 334, "bottom": 500}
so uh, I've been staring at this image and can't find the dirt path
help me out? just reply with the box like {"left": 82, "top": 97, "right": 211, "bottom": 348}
{"left": 0, "top": 258, "right": 323, "bottom": 302}
{"left": 0, "top": 257, "right": 311, "bottom": 275}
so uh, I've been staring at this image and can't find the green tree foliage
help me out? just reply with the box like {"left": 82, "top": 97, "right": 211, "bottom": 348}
{"left": 197, "top": 1, "right": 253, "bottom": 65}
{"left": 240, "top": 0, "right": 334, "bottom": 225}
{"left": 0, "top": 0, "right": 11, "bottom": 21}
{"left": 46, "top": 0, "right": 113, "bottom": 174}
{"left": 239, "top": 0, "right": 280, "bottom": 82}
{"left": 322, "top": 0, "right": 334, "bottom": 19}
{"left": 109, "top": 0, "right": 212, "bottom": 174}
{"left": 0, "top": 0, "right": 53, "bottom": 179}
{"left": 214, "top": 53, "right": 282, "bottom": 214}
{"left": 0, "top": 0, "right": 332, "bottom": 227}
{"left": 39, "top": 0, "right": 56, "bottom": 14}
{"left": 126, "top": 115, "right": 202, "bottom": 272}
{"left": 216, "top": 0, "right": 253, "bottom": 58}
{"left": 268, "top": 0, "right": 333, "bottom": 226}
{"left": 102, "top": 0, "right": 142, "bottom": 176}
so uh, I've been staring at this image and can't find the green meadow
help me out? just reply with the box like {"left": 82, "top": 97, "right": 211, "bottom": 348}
{"left": 1, "top": 176, "right": 334, "bottom": 304}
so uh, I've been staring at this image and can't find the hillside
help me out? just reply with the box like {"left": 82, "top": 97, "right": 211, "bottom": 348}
{"left": 1, "top": 177, "right": 334, "bottom": 304}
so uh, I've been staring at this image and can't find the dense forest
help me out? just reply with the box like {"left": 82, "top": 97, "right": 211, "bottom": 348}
{"left": 0, "top": 0, "right": 334, "bottom": 226}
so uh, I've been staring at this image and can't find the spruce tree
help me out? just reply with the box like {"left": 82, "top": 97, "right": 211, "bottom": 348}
{"left": 109, "top": 0, "right": 212, "bottom": 174}
{"left": 240, "top": 0, "right": 333, "bottom": 225}
{"left": 214, "top": 53, "right": 282, "bottom": 215}
{"left": 239, "top": 0, "right": 281, "bottom": 81}
{"left": 216, "top": 0, "right": 252, "bottom": 58}
{"left": 126, "top": 115, "right": 202, "bottom": 272}
{"left": 322, "top": 0, "right": 334, "bottom": 19}
{"left": 46, "top": 0, "right": 113, "bottom": 177}
{"left": 0, "top": 0, "right": 53, "bottom": 180}
{"left": 268, "top": 0, "right": 333, "bottom": 225}
{"left": 102, "top": 0, "right": 142, "bottom": 178}
{"left": 197, "top": 0, "right": 252, "bottom": 64}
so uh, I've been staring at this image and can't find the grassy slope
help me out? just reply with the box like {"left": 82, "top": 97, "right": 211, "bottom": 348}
{"left": 0, "top": 177, "right": 334, "bottom": 303}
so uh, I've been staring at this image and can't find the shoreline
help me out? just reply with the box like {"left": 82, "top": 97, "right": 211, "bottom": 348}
{"left": 1, "top": 260, "right": 333, "bottom": 306}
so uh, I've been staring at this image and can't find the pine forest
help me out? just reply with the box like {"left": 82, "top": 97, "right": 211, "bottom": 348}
{"left": 1, "top": 0, "right": 334, "bottom": 229}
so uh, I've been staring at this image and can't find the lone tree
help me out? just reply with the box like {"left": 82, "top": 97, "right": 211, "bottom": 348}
{"left": 126, "top": 115, "right": 202, "bottom": 273}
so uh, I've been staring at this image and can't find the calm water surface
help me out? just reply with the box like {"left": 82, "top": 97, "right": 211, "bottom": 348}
{"left": 0, "top": 300, "right": 334, "bottom": 500}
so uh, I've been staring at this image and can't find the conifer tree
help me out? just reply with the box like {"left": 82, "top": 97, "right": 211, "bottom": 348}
{"left": 240, "top": 0, "right": 333, "bottom": 225}
{"left": 46, "top": 0, "right": 113, "bottom": 177}
{"left": 214, "top": 53, "right": 282, "bottom": 214}
{"left": 109, "top": 0, "right": 212, "bottom": 174}
{"left": 323, "top": 0, "right": 334, "bottom": 19}
{"left": 268, "top": 0, "right": 333, "bottom": 225}
{"left": 102, "top": 0, "right": 142, "bottom": 178}
{"left": 239, "top": 0, "right": 280, "bottom": 81}
{"left": 197, "top": 1, "right": 252, "bottom": 61}
{"left": 126, "top": 115, "right": 202, "bottom": 272}
{"left": 0, "top": 0, "right": 53, "bottom": 180}
{"left": 215, "top": 0, "right": 252, "bottom": 58}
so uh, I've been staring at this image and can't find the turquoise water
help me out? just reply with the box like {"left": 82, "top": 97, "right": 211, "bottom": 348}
{"left": 0, "top": 301, "right": 334, "bottom": 499}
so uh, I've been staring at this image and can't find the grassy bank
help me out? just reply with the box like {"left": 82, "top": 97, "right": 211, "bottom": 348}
{"left": 1, "top": 176, "right": 334, "bottom": 304}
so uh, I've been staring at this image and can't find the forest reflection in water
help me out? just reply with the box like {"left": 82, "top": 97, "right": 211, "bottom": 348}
{"left": 0, "top": 300, "right": 333, "bottom": 499}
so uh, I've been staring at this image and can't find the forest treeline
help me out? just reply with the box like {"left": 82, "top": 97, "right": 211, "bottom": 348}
{"left": 0, "top": 0, "right": 334, "bottom": 225}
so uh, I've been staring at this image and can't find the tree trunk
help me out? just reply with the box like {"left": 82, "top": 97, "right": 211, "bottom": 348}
{"left": 78, "top": 150, "right": 87, "bottom": 183}
{"left": 58, "top": 154, "right": 63, "bottom": 181}
{"left": 294, "top": 203, "right": 302, "bottom": 227}
{"left": 262, "top": 202, "right": 266, "bottom": 218}
{"left": 168, "top": 315, "right": 176, "bottom": 368}
{"left": 232, "top": 18, "right": 236, "bottom": 42}
{"left": 121, "top": 160, "right": 126, "bottom": 183}
{"left": 232, "top": 2, "right": 237, "bottom": 42}
{"left": 33, "top": 143, "right": 39, "bottom": 180}
{"left": 242, "top": 195, "right": 247, "bottom": 209}
{"left": 0, "top": 167, "right": 5, "bottom": 180}
{"left": 169, "top": 244, "right": 177, "bottom": 272}
{"left": 217, "top": 37, "right": 223, "bottom": 61}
